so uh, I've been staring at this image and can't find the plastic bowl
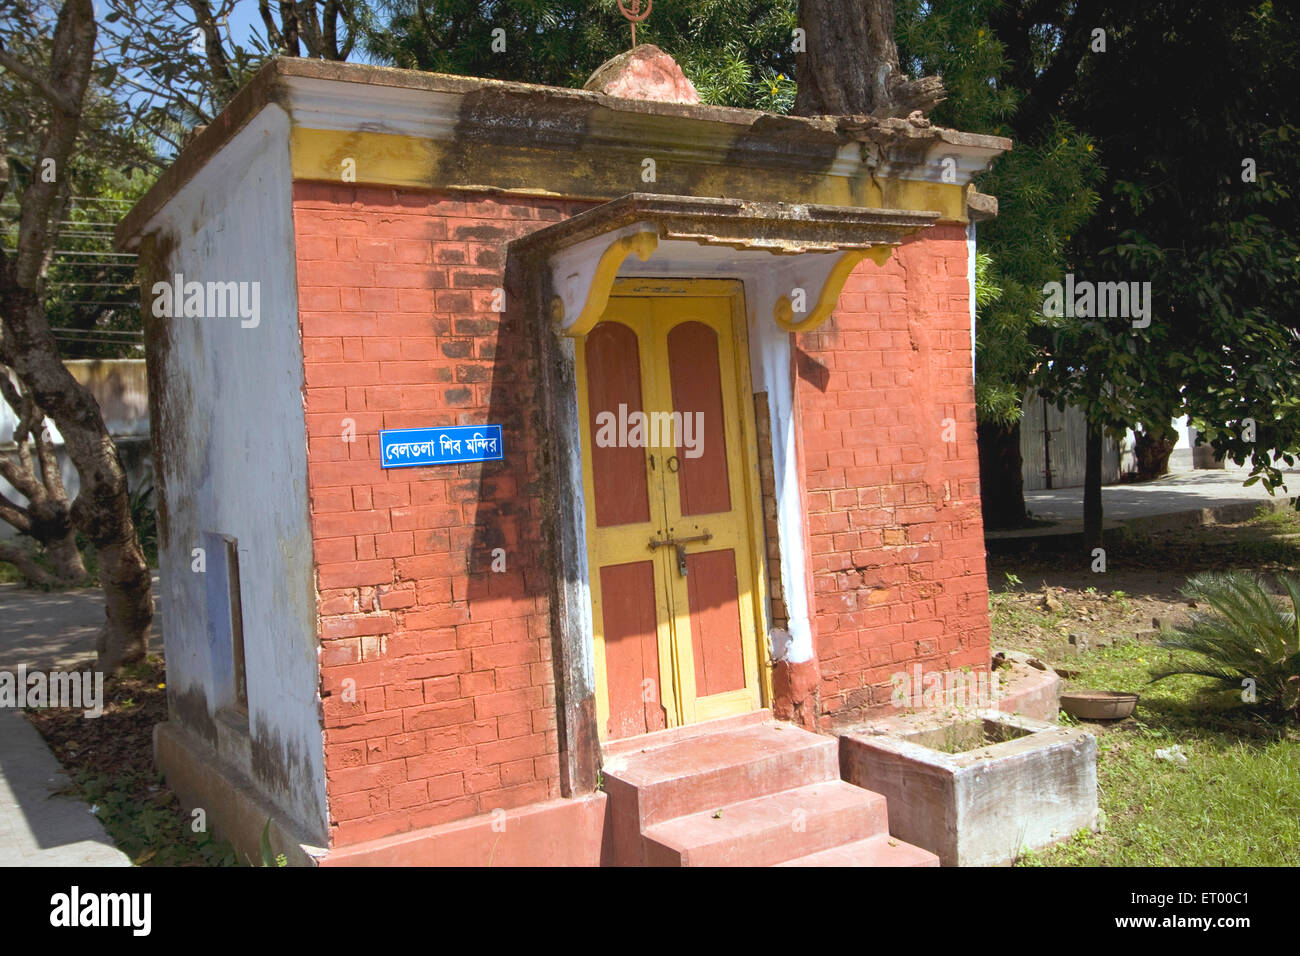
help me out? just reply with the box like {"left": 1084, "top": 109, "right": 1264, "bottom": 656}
{"left": 1060, "top": 690, "right": 1139, "bottom": 720}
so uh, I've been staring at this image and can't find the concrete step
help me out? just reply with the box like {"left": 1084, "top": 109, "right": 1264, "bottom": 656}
{"left": 642, "top": 780, "right": 888, "bottom": 867}
{"left": 601, "top": 709, "right": 774, "bottom": 760}
{"left": 602, "top": 716, "right": 841, "bottom": 865}
{"left": 602, "top": 718, "right": 839, "bottom": 829}
{"left": 775, "top": 833, "right": 940, "bottom": 867}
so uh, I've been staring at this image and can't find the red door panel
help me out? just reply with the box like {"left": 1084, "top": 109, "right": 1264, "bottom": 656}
{"left": 666, "top": 321, "right": 731, "bottom": 516}
{"left": 599, "top": 561, "right": 667, "bottom": 740}
{"left": 685, "top": 549, "right": 747, "bottom": 697}
{"left": 585, "top": 321, "right": 651, "bottom": 528}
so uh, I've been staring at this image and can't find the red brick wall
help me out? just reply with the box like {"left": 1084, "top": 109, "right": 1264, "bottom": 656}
{"left": 292, "top": 183, "right": 587, "bottom": 846}
{"left": 796, "top": 225, "right": 991, "bottom": 729}
{"left": 292, "top": 183, "right": 990, "bottom": 841}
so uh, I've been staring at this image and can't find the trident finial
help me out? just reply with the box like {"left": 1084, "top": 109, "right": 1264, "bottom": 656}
{"left": 617, "top": 0, "right": 652, "bottom": 48}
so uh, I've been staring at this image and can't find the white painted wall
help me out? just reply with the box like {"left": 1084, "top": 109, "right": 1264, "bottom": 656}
{"left": 744, "top": 266, "right": 815, "bottom": 666}
{"left": 140, "top": 106, "right": 326, "bottom": 843}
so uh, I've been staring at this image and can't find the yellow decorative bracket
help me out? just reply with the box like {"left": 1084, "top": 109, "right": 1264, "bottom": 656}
{"left": 772, "top": 245, "right": 896, "bottom": 333}
{"left": 551, "top": 230, "right": 660, "bottom": 336}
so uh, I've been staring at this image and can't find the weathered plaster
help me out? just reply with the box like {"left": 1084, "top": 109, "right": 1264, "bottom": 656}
{"left": 138, "top": 105, "right": 327, "bottom": 843}
{"left": 746, "top": 290, "right": 815, "bottom": 666}
{"left": 118, "top": 59, "right": 1010, "bottom": 249}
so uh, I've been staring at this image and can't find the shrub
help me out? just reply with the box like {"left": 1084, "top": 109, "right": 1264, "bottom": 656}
{"left": 1150, "top": 571, "right": 1300, "bottom": 721}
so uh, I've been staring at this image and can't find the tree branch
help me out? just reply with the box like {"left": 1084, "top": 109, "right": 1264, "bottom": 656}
{"left": 280, "top": 1, "right": 301, "bottom": 56}
{"left": 259, "top": 0, "right": 287, "bottom": 52}
{"left": 10, "top": 0, "right": 97, "bottom": 291}
{"left": 323, "top": 0, "right": 340, "bottom": 59}
{"left": 295, "top": 1, "right": 325, "bottom": 58}
{"left": 186, "top": 0, "right": 238, "bottom": 103}
{"left": 0, "top": 539, "right": 61, "bottom": 587}
{"left": 0, "top": 371, "right": 45, "bottom": 503}
{"left": 0, "top": 489, "right": 32, "bottom": 533}
{"left": 0, "top": 49, "right": 79, "bottom": 115}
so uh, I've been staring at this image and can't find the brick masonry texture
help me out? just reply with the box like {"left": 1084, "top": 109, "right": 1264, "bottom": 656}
{"left": 293, "top": 182, "right": 990, "bottom": 842}
{"left": 792, "top": 226, "right": 991, "bottom": 730}
{"left": 293, "top": 183, "right": 589, "bottom": 846}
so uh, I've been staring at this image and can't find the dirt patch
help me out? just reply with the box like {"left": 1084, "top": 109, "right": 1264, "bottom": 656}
{"left": 986, "top": 510, "right": 1300, "bottom": 664}
{"left": 986, "top": 572, "right": 1188, "bottom": 664}
{"left": 22, "top": 654, "right": 237, "bottom": 866}
{"left": 25, "top": 656, "right": 168, "bottom": 776}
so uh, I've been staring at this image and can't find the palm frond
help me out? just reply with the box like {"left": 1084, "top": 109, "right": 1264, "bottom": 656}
{"left": 1149, "top": 572, "right": 1300, "bottom": 721}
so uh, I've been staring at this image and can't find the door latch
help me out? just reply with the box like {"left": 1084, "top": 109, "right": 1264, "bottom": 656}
{"left": 648, "top": 531, "right": 713, "bottom": 576}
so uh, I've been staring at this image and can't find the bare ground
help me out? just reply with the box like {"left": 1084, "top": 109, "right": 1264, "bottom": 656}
{"left": 985, "top": 508, "right": 1300, "bottom": 663}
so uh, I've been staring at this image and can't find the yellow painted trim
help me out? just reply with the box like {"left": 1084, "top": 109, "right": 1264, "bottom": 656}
{"left": 600, "top": 280, "right": 769, "bottom": 738}
{"left": 577, "top": 298, "right": 678, "bottom": 739}
{"left": 772, "top": 248, "right": 893, "bottom": 333}
{"left": 552, "top": 230, "right": 659, "bottom": 336}
{"left": 577, "top": 279, "right": 771, "bottom": 739}
{"left": 291, "top": 126, "right": 439, "bottom": 189}
{"left": 726, "top": 290, "right": 776, "bottom": 712}
{"left": 288, "top": 125, "right": 974, "bottom": 222}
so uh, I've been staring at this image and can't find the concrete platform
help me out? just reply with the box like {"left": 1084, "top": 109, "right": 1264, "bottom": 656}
{"left": 643, "top": 780, "right": 888, "bottom": 867}
{"left": 776, "top": 832, "right": 939, "bottom": 867}
{"left": 1030, "top": 465, "right": 1298, "bottom": 521}
{"left": 841, "top": 712, "right": 1097, "bottom": 866}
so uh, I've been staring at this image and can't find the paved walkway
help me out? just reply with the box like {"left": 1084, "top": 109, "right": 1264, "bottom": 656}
{"left": 0, "top": 581, "right": 132, "bottom": 866}
{"left": 989, "top": 464, "right": 1300, "bottom": 541}
{"left": 0, "top": 583, "right": 104, "bottom": 672}
{"left": 1023, "top": 465, "right": 1300, "bottom": 523}
{"left": 0, "top": 709, "right": 130, "bottom": 866}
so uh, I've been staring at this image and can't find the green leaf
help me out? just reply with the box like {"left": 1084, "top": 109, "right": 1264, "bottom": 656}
{"left": 259, "top": 819, "right": 276, "bottom": 867}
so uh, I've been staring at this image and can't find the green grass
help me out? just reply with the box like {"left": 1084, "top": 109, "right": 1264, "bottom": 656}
{"left": 70, "top": 768, "right": 239, "bottom": 867}
{"left": 1247, "top": 504, "right": 1300, "bottom": 532}
{"left": 989, "top": 590, "right": 1075, "bottom": 633}
{"left": 1018, "top": 639, "right": 1300, "bottom": 866}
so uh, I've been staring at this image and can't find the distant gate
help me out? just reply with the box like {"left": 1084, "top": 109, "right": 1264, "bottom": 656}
{"left": 1020, "top": 390, "right": 1121, "bottom": 491}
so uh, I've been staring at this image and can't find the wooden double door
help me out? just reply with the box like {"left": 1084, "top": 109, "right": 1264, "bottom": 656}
{"left": 577, "top": 279, "right": 768, "bottom": 741}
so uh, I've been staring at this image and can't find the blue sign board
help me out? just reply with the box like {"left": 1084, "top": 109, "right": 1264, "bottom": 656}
{"left": 380, "top": 425, "right": 504, "bottom": 468}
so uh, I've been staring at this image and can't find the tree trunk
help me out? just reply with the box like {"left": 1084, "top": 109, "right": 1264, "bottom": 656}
{"left": 1, "top": 295, "right": 152, "bottom": 670}
{"left": 977, "top": 420, "right": 1028, "bottom": 529}
{"left": 44, "top": 525, "right": 87, "bottom": 580}
{"left": 793, "top": 0, "right": 944, "bottom": 117}
{"left": 1133, "top": 425, "right": 1176, "bottom": 481}
{"left": 1083, "top": 419, "right": 1104, "bottom": 555}
{"left": 0, "top": 0, "right": 151, "bottom": 671}
{"left": 0, "top": 368, "right": 88, "bottom": 583}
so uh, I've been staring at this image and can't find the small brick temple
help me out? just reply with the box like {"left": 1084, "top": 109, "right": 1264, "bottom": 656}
{"left": 117, "top": 48, "right": 1012, "bottom": 865}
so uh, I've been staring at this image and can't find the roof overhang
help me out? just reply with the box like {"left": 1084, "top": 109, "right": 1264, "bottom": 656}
{"left": 118, "top": 59, "right": 1011, "bottom": 250}
{"left": 513, "top": 193, "right": 939, "bottom": 335}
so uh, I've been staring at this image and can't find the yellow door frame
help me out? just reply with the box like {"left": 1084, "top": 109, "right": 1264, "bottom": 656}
{"left": 576, "top": 277, "right": 773, "bottom": 741}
